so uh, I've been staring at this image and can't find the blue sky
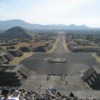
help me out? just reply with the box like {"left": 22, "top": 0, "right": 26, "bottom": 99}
{"left": 0, "top": 0, "right": 100, "bottom": 27}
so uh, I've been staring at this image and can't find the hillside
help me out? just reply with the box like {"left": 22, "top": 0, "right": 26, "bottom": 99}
{"left": 0, "top": 26, "right": 34, "bottom": 39}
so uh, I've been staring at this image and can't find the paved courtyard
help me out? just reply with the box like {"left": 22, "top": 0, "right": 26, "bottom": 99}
{"left": 21, "top": 33, "right": 100, "bottom": 91}
{"left": 22, "top": 75, "right": 89, "bottom": 92}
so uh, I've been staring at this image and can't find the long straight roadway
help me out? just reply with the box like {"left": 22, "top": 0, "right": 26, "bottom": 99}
{"left": 51, "top": 32, "right": 70, "bottom": 57}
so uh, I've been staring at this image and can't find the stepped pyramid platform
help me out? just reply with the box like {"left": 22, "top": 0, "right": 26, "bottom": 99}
{"left": 0, "top": 52, "right": 14, "bottom": 64}
{"left": 19, "top": 46, "right": 32, "bottom": 52}
{"left": 0, "top": 64, "right": 31, "bottom": 87}
{"left": 82, "top": 67, "right": 100, "bottom": 90}
{"left": 8, "top": 49, "right": 23, "bottom": 57}
{"left": 49, "top": 57, "right": 66, "bottom": 63}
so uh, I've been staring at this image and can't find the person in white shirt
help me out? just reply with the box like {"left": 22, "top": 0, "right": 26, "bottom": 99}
{"left": 1, "top": 87, "right": 19, "bottom": 100}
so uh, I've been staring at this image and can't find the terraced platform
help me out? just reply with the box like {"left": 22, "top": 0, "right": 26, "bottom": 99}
{"left": 49, "top": 58, "right": 66, "bottom": 63}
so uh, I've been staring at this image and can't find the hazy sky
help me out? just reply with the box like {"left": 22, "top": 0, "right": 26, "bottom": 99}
{"left": 0, "top": 0, "right": 100, "bottom": 27}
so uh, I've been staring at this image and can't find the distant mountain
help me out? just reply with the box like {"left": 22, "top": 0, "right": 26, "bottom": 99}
{"left": 0, "top": 19, "right": 35, "bottom": 30}
{"left": 0, "top": 26, "right": 35, "bottom": 39}
{"left": 0, "top": 19, "right": 90, "bottom": 31}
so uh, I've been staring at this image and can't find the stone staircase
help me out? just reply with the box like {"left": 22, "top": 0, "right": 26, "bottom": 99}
{"left": 0, "top": 64, "right": 31, "bottom": 87}
{"left": 82, "top": 67, "right": 100, "bottom": 90}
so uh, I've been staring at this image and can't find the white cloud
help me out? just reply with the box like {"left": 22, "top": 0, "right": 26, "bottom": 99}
{"left": 33, "top": 0, "right": 92, "bottom": 14}
{"left": 0, "top": 3, "right": 6, "bottom": 12}
{"left": 0, "top": 0, "right": 99, "bottom": 27}
{"left": 0, "top": 3, "right": 6, "bottom": 8}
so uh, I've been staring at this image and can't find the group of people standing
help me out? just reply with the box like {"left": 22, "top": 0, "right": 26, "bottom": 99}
{"left": 46, "top": 74, "right": 68, "bottom": 85}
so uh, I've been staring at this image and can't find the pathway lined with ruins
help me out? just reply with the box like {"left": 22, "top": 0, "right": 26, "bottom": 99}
{"left": 21, "top": 31, "right": 100, "bottom": 91}
{"left": 47, "top": 32, "right": 69, "bottom": 54}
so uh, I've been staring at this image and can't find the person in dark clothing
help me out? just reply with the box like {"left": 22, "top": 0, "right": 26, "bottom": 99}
{"left": 69, "top": 92, "right": 74, "bottom": 97}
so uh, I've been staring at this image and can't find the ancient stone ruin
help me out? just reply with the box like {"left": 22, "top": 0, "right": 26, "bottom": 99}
{"left": 82, "top": 67, "right": 100, "bottom": 90}
{"left": 0, "top": 64, "right": 31, "bottom": 86}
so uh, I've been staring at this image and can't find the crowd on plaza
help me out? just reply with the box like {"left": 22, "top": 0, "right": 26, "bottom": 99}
{"left": 0, "top": 86, "right": 99, "bottom": 100}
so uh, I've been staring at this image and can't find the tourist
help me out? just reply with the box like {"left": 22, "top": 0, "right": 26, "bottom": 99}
{"left": 69, "top": 92, "right": 74, "bottom": 98}
{"left": 48, "top": 75, "right": 50, "bottom": 80}
{"left": 1, "top": 87, "right": 19, "bottom": 100}
{"left": 66, "top": 81, "right": 67, "bottom": 85}
{"left": 47, "top": 74, "right": 50, "bottom": 80}
{"left": 61, "top": 75, "right": 63, "bottom": 80}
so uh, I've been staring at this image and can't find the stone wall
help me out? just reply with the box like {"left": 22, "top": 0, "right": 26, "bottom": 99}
{"left": 68, "top": 44, "right": 100, "bottom": 52}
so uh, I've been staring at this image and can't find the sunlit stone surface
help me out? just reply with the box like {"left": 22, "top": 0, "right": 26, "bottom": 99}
{"left": 49, "top": 57, "right": 66, "bottom": 63}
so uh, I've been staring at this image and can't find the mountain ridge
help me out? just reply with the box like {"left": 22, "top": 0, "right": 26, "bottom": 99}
{"left": 0, "top": 19, "right": 90, "bottom": 31}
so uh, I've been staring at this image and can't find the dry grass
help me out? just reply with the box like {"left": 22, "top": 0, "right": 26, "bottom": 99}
{"left": 15, "top": 41, "right": 51, "bottom": 49}
{"left": 63, "top": 39, "right": 70, "bottom": 52}
{"left": 92, "top": 53, "right": 100, "bottom": 63}
{"left": 10, "top": 52, "right": 33, "bottom": 65}
{"left": 47, "top": 38, "right": 59, "bottom": 53}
